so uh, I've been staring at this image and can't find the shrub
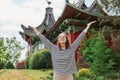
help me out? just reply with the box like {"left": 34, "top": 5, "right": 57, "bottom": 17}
{"left": 5, "top": 61, "right": 14, "bottom": 69}
{"left": 0, "top": 61, "right": 5, "bottom": 69}
{"left": 96, "top": 76, "right": 105, "bottom": 80}
{"left": 104, "top": 72, "right": 120, "bottom": 80}
{"left": 29, "top": 49, "right": 52, "bottom": 69}
{"left": 74, "top": 68, "right": 106, "bottom": 80}
{"left": 110, "top": 32, "right": 120, "bottom": 71}
{"left": 74, "top": 68, "right": 97, "bottom": 80}
{"left": 82, "top": 34, "right": 115, "bottom": 75}
{"left": 112, "top": 52, "right": 120, "bottom": 71}
{"left": 29, "top": 52, "right": 42, "bottom": 69}
{"left": 25, "top": 54, "right": 32, "bottom": 69}
{"left": 77, "top": 68, "right": 91, "bottom": 78}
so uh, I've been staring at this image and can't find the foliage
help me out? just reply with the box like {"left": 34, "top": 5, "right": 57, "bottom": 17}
{"left": 112, "top": 52, "right": 120, "bottom": 71}
{"left": 25, "top": 54, "right": 32, "bottom": 69}
{"left": 29, "top": 53, "right": 40, "bottom": 69}
{"left": 5, "top": 37, "right": 23, "bottom": 63}
{"left": 0, "top": 38, "right": 7, "bottom": 69}
{"left": 110, "top": 33, "right": 120, "bottom": 52}
{"left": 28, "top": 49, "right": 52, "bottom": 69}
{"left": 74, "top": 68, "right": 106, "bottom": 80}
{"left": 76, "top": 68, "right": 92, "bottom": 79}
{"left": 98, "top": 16, "right": 120, "bottom": 27}
{"left": 82, "top": 33, "right": 115, "bottom": 75}
{"left": 93, "top": 26, "right": 120, "bottom": 72}
{"left": 110, "top": 31, "right": 120, "bottom": 71}
{"left": 71, "top": 0, "right": 120, "bottom": 15}
{"left": 99, "top": 0, "right": 120, "bottom": 15}
{"left": 5, "top": 61, "right": 14, "bottom": 69}
{"left": 0, "top": 37, "right": 23, "bottom": 69}
{"left": 96, "top": 76, "right": 105, "bottom": 80}
{"left": 0, "top": 61, "right": 5, "bottom": 69}
{"left": 104, "top": 72, "right": 120, "bottom": 80}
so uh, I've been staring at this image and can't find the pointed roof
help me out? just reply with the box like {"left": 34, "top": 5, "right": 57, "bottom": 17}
{"left": 44, "top": 2, "right": 106, "bottom": 42}
{"left": 19, "top": 0, "right": 107, "bottom": 43}
{"left": 19, "top": 5, "right": 55, "bottom": 41}
{"left": 85, "top": 0, "right": 107, "bottom": 16}
{"left": 46, "top": 3, "right": 99, "bottom": 35}
{"left": 73, "top": 0, "right": 87, "bottom": 9}
{"left": 45, "top": 1, "right": 107, "bottom": 36}
{"left": 36, "top": 7, "right": 55, "bottom": 32}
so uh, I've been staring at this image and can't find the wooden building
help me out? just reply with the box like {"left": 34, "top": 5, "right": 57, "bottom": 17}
{"left": 19, "top": 0, "right": 108, "bottom": 66}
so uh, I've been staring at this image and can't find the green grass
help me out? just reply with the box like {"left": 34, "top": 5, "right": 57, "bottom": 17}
{"left": 0, "top": 69, "right": 53, "bottom": 80}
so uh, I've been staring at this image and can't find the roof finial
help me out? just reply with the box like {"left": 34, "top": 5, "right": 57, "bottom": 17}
{"left": 46, "top": 0, "right": 51, "bottom": 7}
{"left": 66, "top": 0, "right": 69, "bottom": 3}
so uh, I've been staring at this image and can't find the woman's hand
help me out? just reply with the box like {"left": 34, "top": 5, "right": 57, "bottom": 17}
{"left": 29, "top": 26, "right": 40, "bottom": 34}
{"left": 84, "top": 21, "right": 97, "bottom": 33}
{"left": 87, "top": 21, "right": 97, "bottom": 27}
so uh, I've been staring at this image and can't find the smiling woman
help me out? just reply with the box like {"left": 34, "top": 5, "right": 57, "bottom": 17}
{"left": 29, "top": 21, "right": 96, "bottom": 80}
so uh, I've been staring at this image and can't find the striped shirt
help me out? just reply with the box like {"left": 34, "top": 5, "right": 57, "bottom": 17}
{"left": 37, "top": 31, "right": 86, "bottom": 74}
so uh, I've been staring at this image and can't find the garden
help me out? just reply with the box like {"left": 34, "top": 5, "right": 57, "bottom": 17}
{"left": 0, "top": 20, "right": 120, "bottom": 80}
{"left": 0, "top": 0, "right": 120, "bottom": 80}
{"left": 23, "top": 25, "right": 120, "bottom": 80}
{"left": 0, "top": 25, "right": 120, "bottom": 80}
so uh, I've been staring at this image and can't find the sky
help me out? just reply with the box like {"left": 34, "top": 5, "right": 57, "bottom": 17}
{"left": 0, "top": 0, "right": 94, "bottom": 61}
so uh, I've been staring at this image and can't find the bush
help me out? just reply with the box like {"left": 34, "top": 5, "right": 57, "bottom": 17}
{"left": 0, "top": 61, "right": 5, "bottom": 69}
{"left": 110, "top": 33, "right": 120, "bottom": 71}
{"left": 74, "top": 68, "right": 106, "bottom": 80}
{"left": 82, "top": 34, "right": 115, "bottom": 75}
{"left": 113, "top": 52, "right": 120, "bottom": 71}
{"left": 29, "top": 52, "right": 41, "bottom": 69}
{"left": 5, "top": 61, "right": 14, "bottom": 69}
{"left": 76, "top": 68, "right": 92, "bottom": 79}
{"left": 29, "top": 49, "right": 52, "bottom": 69}
{"left": 77, "top": 68, "right": 91, "bottom": 78}
{"left": 96, "top": 76, "right": 105, "bottom": 80}
{"left": 104, "top": 72, "right": 120, "bottom": 80}
{"left": 25, "top": 54, "right": 32, "bottom": 69}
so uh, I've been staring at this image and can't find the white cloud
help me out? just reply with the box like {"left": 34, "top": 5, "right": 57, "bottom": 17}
{"left": 0, "top": 0, "right": 66, "bottom": 41}
{"left": 0, "top": 0, "right": 65, "bottom": 61}
{"left": 0, "top": 20, "right": 2, "bottom": 30}
{"left": 1, "top": 23, "right": 21, "bottom": 31}
{"left": 0, "top": 3, "right": 42, "bottom": 26}
{"left": 0, "top": 0, "right": 65, "bottom": 30}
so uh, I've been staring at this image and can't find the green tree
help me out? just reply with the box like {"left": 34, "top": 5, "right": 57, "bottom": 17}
{"left": 69, "top": 0, "right": 120, "bottom": 15}
{"left": 82, "top": 33, "right": 115, "bottom": 75}
{"left": 5, "top": 37, "right": 23, "bottom": 64}
{"left": 0, "top": 37, "right": 24, "bottom": 68}
{"left": 0, "top": 38, "right": 6, "bottom": 69}
{"left": 99, "top": 0, "right": 120, "bottom": 15}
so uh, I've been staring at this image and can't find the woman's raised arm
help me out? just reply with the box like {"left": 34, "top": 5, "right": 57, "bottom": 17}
{"left": 71, "top": 21, "right": 96, "bottom": 51}
{"left": 29, "top": 26, "right": 55, "bottom": 50}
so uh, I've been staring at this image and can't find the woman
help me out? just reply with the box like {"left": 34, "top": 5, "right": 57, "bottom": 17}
{"left": 29, "top": 21, "right": 96, "bottom": 80}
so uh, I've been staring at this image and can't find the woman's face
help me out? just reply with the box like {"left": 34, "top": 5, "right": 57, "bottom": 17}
{"left": 58, "top": 33, "right": 67, "bottom": 44}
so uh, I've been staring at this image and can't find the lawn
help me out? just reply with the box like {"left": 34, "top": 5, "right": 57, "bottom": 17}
{"left": 0, "top": 69, "right": 53, "bottom": 80}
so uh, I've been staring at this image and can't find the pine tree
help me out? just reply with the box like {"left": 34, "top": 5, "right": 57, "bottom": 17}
{"left": 82, "top": 34, "right": 115, "bottom": 75}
